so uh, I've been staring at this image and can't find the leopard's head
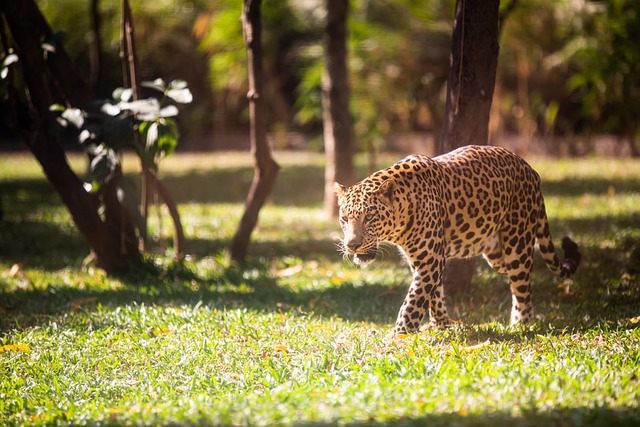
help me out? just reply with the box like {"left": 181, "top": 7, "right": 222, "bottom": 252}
{"left": 334, "top": 178, "right": 396, "bottom": 266}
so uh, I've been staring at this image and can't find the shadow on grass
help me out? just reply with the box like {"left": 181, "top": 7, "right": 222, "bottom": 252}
{"left": 1, "top": 210, "right": 638, "bottom": 337}
{"left": 2, "top": 160, "right": 638, "bottom": 266}
{"left": 161, "top": 164, "right": 325, "bottom": 206}
{"left": 541, "top": 176, "right": 640, "bottom": 197}
{"left": 3, "top": 201, "right": 637, "bottom": 273}
{"left": 2, "top": 238, "right": 638, "bottom": 339}
{"left": 0, "top": 259, "right": 402, "bottom": 333}
{"left": 0, "top": 219, "right": 88, "bottom": 269}
{"left": 187, "top": 236, "right": 340, "bottom": 260}
{"left": 1, "top": 165, "right": 639, "bottom": 338}
{"left": 168, "top": 166, "right": 640, "bottom": 203}
{"left": 297, "top": 407, "right": 640, "bottom": 427}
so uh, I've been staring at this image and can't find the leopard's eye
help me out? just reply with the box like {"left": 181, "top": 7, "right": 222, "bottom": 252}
{"left": 339, "top": 214, "right": 348, "bottom": 224}
{"left": 363, "top": 213, "right": 374, "bottom": 224}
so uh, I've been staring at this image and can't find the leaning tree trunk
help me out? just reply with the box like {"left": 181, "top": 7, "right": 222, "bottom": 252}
{"left": 323, "top": 0, "right": 354, "bottom": 218}
{"left": 0, "top": 0, "right": 141, "bottom": 272}
{"left": 230, "top": 0, "right": 280, "bottom": 263}
{"left": 439, "top": 0, "right": 500, "bottom": 293}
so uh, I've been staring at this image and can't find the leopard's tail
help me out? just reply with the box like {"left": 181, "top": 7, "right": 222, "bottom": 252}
{"left": 536, "top": 201, "right": 581, "bottom": 279}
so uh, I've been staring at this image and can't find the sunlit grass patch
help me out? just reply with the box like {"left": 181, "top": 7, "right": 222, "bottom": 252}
{"left": 1, "top": 153, "right": 639, "bottom": 426}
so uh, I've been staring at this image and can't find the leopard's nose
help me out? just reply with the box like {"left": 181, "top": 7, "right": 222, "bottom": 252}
{"left": 346, "top": 239, "right": 362, "bottom": 252}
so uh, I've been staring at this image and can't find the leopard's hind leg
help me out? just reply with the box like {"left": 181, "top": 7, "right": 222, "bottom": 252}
{"left": 500, "top": 226, "right": 537, "bottom": 325}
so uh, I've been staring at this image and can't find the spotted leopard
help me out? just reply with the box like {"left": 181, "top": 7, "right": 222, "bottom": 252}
{"left": 334, "top": 145, "right": 581, "bottom": 336}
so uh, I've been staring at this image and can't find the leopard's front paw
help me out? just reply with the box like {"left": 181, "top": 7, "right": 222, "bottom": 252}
{"left": 427, "top": 317, "right": 453, "bottom": 330}
{"left": 389, "top": 322, "right": 419, "bottom": 337}
{"left": 384, "top": 330, "right": 400, "bottom": 341}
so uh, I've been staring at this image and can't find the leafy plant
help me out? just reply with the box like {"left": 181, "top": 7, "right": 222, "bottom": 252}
{"left": 52, "top": 78, "right": 192, "bottom": 190}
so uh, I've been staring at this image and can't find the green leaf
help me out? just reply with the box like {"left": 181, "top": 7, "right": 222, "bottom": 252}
{"left": 41, "top": 43, "right": 56, "bottom": 54}
{"left": 168, "top": 79, "right": 188, "bottom": 90}
{"left": 567, "top": 74, "right": 589, "bottom": 92}
{"left": 1, "top": 53, "right": 18, "bottom": 79}
{"left": 2, "top": 53, "right": 18, "bottom": 67}
{"left": 121, "top": 99, "right": 160, "bottom": 121}
{"left": 166, "top": 88, "right": 193, "bottom": 104}
{"left": 89, "top": 145, "right": 119, "bottom": 185}
{"left": 145, "top": 121, "right": 159, "bottom": 150}
{"left": 48, "top": 104, "right": 66, "bottom": 112}
{"left": 99, "top": 116, "right": 135, "bottom": 149}
{"left": 78, "top": 129, "right": 93, "bottom": 144}
{"left": 61, "top": 108, "right": 85, "bottom": 128}
{"left": 142, "top": 78, "right": 166, "bottom": 93}
{"left": 139, "top": 118, "right": 179, "bottom": 159}
{"left": 157, "top": 131, "right": 178, "bottom": 157}
{"left": 112, "top": 87, "right": 133, "bottom": 102}
{"left": 544, "top": 101, "right": 560, "bottom": 129}
{"left": 101, "top": 102, "right": 121, "bottom": 116}
{"left": 138, "top": 120, "right": 151, "bottom": 135}
{"left": 158, "top": 105, "right": 179, "bottom": 118}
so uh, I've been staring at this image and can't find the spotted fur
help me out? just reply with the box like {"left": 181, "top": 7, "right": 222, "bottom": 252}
{"left": 334, "top": 145, "right": 581, "bottom": 335}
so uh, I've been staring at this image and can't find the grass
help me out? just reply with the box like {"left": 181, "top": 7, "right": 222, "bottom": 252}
{"left": 0, "top": 151, "right": 639, "bottom": 426}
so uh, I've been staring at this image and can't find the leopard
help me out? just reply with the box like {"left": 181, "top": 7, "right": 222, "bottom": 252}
{"left": 334, "top": 145, "right": 581, "bottom": 336}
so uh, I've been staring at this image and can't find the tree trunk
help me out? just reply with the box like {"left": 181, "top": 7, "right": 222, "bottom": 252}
{"left": 119, "top": 0, "right": 148, "bottom": 251}
{"left": 118, "top": 0, "right": 185, "bottom": 258}
{"left": 88, "top": 0, "right": 104, "bottom": 94}
{"left": 146, "top": 170, "right": 186, "bottom": 258}
{"left": 0, "top": 0, "right": 141, "bottom": 272}
{"left": 18, "top": 0, "right": 92, "bottom": 106}
{"left": 626, "top": 122, "right": 640, "bottom": 158}
{"left": 439, "top": 0, "right": 500, "bottom": 294}
{"left": 323, "top": 0, "right": 354, "bottom": 219}
{"left": 230, "top": 0, "right": 280, "bottom": 263}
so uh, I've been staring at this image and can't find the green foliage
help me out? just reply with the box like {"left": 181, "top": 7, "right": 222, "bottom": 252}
{"left": 199, "top": 4, "right": 246, "bottom": 92}
{"left": 293, "top": 0, "right": 452, "bottom": 142}
{"left": 567, "top": 0, "right": 640, "bottom": 136}
{"left": 1, "top": 153, "right": 639, "bottom": 425}
{"left": 34, "top": 0, "right": 640, "bottom": 150}
{"left": 293, "top": 56, "right": 323, "bottom": 128}
{"left": 347, "top": 0, "right": 451, "bottom": 140}
{"left": 498, "top": 0, "right": 640, "bottom": 141}
{"left": 51, "top": 79, "right": 192, "bottom": 190}
{"left": 195, "top": 0, "right": 454, "bottom": 140}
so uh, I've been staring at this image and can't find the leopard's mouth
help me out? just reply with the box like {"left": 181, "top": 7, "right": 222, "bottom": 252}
{"left": 353, "top": 250, "right": 377, "bottom": 266}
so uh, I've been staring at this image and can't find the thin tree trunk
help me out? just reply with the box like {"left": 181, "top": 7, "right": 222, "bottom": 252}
{"left": 146, "top": 171, "right": 186, "bottom": 258}
{"left": 89, "top": 0, "right": 103, "bottom": 94}
{"left": 119, "top": 0, "right": 148, "bottom": 251}
{"left": 230, "top": 0, "right": 280, "bottom": 263}
{"left": 439, "top": 0, "right": 500, "bottom": 294}
{"left": 626, "top": 122, "right": 640, "bottom": 157}
{"left": 323, "top": 0, "right": 354, "bottom": 218}
{"left": 119, "top": 0, "right": 185, "bottom": 257}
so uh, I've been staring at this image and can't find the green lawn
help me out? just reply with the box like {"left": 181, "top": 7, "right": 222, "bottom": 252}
{"left": 1, "top": 151, "right": 639, "bottom": 426}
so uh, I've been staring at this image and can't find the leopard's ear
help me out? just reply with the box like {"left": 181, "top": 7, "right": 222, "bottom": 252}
{"left": 377, "top": 179, "right": 395, "bottom": 206}
{"left": 334, "top": 182, "right": 347, "bottom": 206}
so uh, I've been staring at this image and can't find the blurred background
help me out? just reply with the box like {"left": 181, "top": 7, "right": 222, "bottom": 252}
{"left": 3, "top": 0, "right": 639, "bottom": 157}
